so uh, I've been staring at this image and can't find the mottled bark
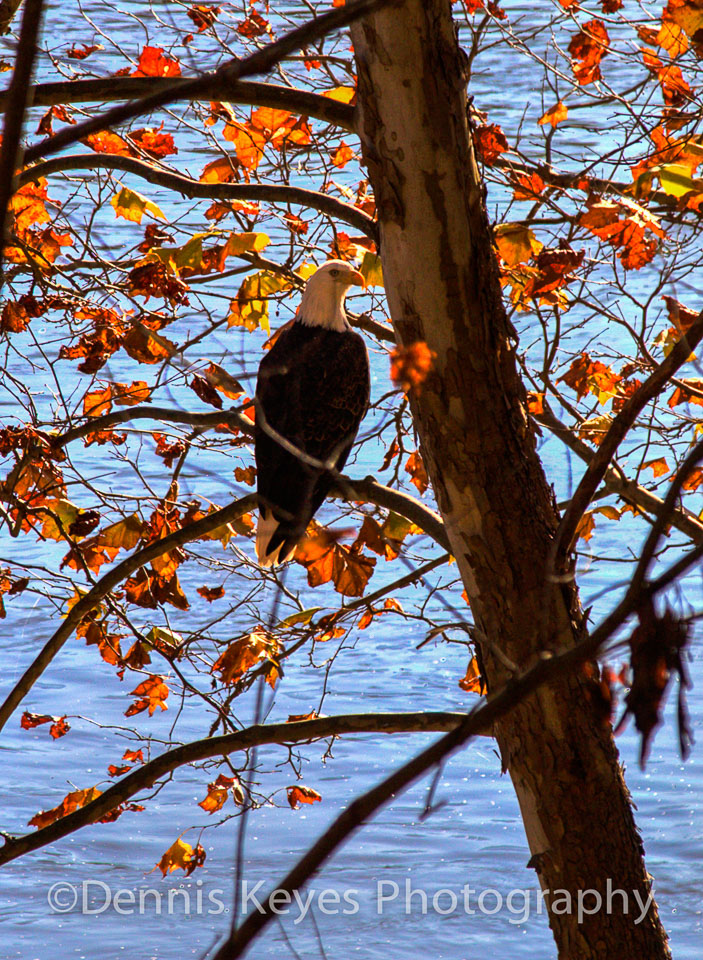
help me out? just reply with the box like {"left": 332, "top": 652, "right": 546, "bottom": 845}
{"left": 351, "top": 3, "right": 670, "bottom": 957}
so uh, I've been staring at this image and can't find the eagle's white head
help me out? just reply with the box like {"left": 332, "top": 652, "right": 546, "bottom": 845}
{"left": 298, "top": 259, "right": 365, "bottom": 333}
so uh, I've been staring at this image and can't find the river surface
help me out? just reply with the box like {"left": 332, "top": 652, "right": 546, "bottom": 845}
{"left": 0, "top": 1, "right": 701, "bottom": 959}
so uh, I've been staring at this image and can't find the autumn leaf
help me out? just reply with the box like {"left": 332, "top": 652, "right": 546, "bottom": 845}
{"left": 495, "top": 223, "right": 543, "bottom": 267}
{"left": 538, "top": 101, "right": 568, "bottom": 129}
{"left": 82, "top": 130, "right": 133, "bottom": 156}
{"left": 198, "top": 773, "right": 243, "bottom": 813}
{"left": 237, "top": 9, "right": 270, "bottom": 37}
{"left": 331, "top": 141, "right": 353, "bottom": 168}
{"left": 66, "top": 43, "right": 102, "bottom": 59}
{"left": 190, "top": 374, "right": 223, "bottom": 409}
{"left": 667, "top": 379, "right": 703, "bottom": 408}
{"left": 187, "top": 4, "right": 221, "bottom": 32}
{"left": 155, "top": 838, "right": 206, "bottom": 877}
{"left": 294, "top": 523, "right": 376, "bottom": 596}
{"left": 127, "top": 126, "right": 177, "bottom": 159}
{"left": 568, "top": 19, "right": 610, "bottom": 86}
{"left": 287, "top": 711, "right": 320, "bottom": 722}
{"left": 123, "top": 748, "right": 144, "bottom": 763}
{"left": 642, "top": 457, "right": 669, "bottom": 478}
{"left": 576, "top": 511, "right": 596, "bottom": 542}
{"left": 197, "top": 584, "right": 225, "bottom": 602}
{"left": 234, "top": 465, "right": 256, "bottom": 486}
{"left": 390, "top": 342, "right": 436, "bottom": 393}
{"left": 29, "top": 786, "right": 102, "bottom": 830}
{"left": 111, "top": 186, "right": 166, "bottom": 224}
{"left": 125, "top": 675, "right": 169, "bottom": 716}
{"left": 287, "top": 785, "right": 322, "bottom": 809}
{"left": 405, "top": 450, "right": 429, "bottom": 494}
{"left": 212, "top": 629, "right": 281, "bottom": 685}
{"left": 473, "top": 123, "right": 509, "bottom": 164}
{"left": 459, "top": 656, "right": 485, "bottom": 694}
{"left": 133, "top": 46, "right": 182, "bottom": 78}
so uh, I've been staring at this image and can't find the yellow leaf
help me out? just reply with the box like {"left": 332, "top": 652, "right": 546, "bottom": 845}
{"left": 495, "top": 223, "right": 543, "bottom": 267}
{"left": 594, "top": 505, "right": 621, "bottom": 521}
{"left": 41, "top": 499, "right": 80, "bottom": 541}
{"left": 151, "top": 235, "right": 205, "bottom": 272}
{"left": 223, "top": 231, "right": 270, "bottom": 258}
{"left": 323, "top": 86, "right": 356, "bottom": 103}
{"left": 360, "top": 250, "right": 383, "bottom": 287}
{"left": 658, "top": 164, "right": 700, "bottom": 198}
{"left": 110, "top": 185, "right": 165, "bottom": 224}
{"left": 538, "top": 101, "right": 568, "bottom": 129}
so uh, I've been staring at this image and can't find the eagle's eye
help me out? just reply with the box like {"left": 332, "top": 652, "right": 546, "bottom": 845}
{"left": 330, "top": 268, "right": 340, "bottom": 278}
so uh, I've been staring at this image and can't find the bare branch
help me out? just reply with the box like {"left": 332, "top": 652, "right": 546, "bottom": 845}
{"left": 20, "top": 154, "right": 376, "bottom": 238}
{"left": 0, "top": 0, "right": 44, "bottom": 270}
{"left": 23, "top": 0, "right": 397, "bottom": 166}
{"left": 553, "top": 311, "right": 703, "bottom": 567}
{"left": 0, "top": 78, "right": 355, "bottom": 130}
{"left": 0, "top": 494, "right": 257, "bottom": 734}
{"left": 0, "top": 711, "right": 473, "bottom": 866}
{"left": 536, "top": 404, "right": 703, "bottom": 545}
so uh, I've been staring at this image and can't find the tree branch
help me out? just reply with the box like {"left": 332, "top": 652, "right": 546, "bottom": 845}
{"left": 1, "top": 78, "right": 355, "bottom": 130}
{"left": 535, "top": 404, "right": 703, "bottom": 545}
{"left": 553, "top": 311, "right": 703, "bottom": 567}
{"left": 20, "top": 154, "right": 376, "bottom": 238}
{"left": 0, "top": 0, "right": 44, "bottom": 272}
{"left": 0, "top": 0, "right": 22, "bottom": 34}
{"left": 0, "top": 711, "right": 473, "bottom": 866}
{"left": 23, "top": 0, "right": 396, "bottom": 166}
{"left": 0, "top": 494, "right": 257, "bottom": 734}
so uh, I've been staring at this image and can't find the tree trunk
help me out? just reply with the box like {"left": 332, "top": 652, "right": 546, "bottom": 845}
{"left": 351, "top": 3, "right": 670, "bottom": 957}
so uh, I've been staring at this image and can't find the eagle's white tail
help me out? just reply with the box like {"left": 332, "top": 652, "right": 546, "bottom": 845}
{"left": 256, "top": 511, "right": 296, "bottom": 567}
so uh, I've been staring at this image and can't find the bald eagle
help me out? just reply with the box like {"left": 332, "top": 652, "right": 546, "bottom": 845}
{"left": 254, "top": 260, "right": 370, "bottom": 567}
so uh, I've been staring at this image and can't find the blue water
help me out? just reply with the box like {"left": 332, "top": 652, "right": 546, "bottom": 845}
{"left": 0, "top": 1, "right": 701, "bottom": 958}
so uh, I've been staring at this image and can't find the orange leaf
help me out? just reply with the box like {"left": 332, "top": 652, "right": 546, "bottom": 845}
{"left": 459, "top": 656, "right": 485, "bottom": 694}
{"left": 287, "top": 785, "right": 322, "bottom": 809}
{"left": 29, "top": 786, "right": 102, "bottom": 830}
{"left": 133, "top": 46, "right": 182, "bottom": 78}
{"left": 155, "top": 838, "right": 206, "bottom": 877}
{"left": 330, "top": 141, "right": 353, "bottom": 168}
{"left": 473, "top": 123, "right": 508, "bottom": 165}
{"left": 568, "top": 19, "right": 610, "bottom": 86}
{"left": 197, "top": 584, "right": 225, "bottom": 602}
{"left": 211, "top": 629, "right": 280, "bottom": 685}
{"left": 405, "top": 451, "right": 429, "bottom": 494}
{"left": 390, "top": 342, "right": 436, "bottom": 393}
{"left": 125, "top": 675, "right": 169, "bottom": 716}
{"left": 538, "top": 101, "right": 568, "bottom": 128}
{"left": 642, "top": 458, "right": 669, "bottom": 478}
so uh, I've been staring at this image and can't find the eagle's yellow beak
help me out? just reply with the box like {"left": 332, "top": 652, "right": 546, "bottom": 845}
{"left": 349, "top": 268, "right": 366, "bottom": 289}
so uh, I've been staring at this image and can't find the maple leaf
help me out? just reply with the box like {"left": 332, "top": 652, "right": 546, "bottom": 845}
{"left": 29, "top": 786, "right": 102, "bottom": 830}
{"left": 667, "top": 379, "right": 703, "bottom": 408}
{"left": 108, "top": 763, "right": 132, "bottom": 777}
{"left": 234, "top": 465, "right": 256, "bottom": 486}
{"left": 568, "top": 19, "right": 610, "bottom": 86}
{"left": 125, "top": 675, "right": 169, "bottom": 716}
{"left": 153, "top": 432, "right": 186, "bottom": 468}
{"left": 198, "top": 773, "right": 243, "bottom": 813}
{"left": 287, "top": 785, "right": 322, "bottom": 809}
{"left": 294, "top": 524, "right": 376, "bottom": 596}
{"left": 405, "top": 450, "right": 429, "bottom": 494}
{"left": 473, "top": 123, "right": 509, "bottom": 164}
{"left": 212, "top": 629, "right": 281, "bottom": 685}
{"left": 330, "top": 141, "right": 353, "bottom": 168}
{"left": 190, "top": 374, "right": 223, "bottom": 409}
{"left": 127, "top": 263, "right": 189, "bottom": 306}
{"left": 82, "top": 130, "right": 133, "bottom": 156}
{"left": 124, "top": 567, "right": 189, "bottom": 611}
{"left": 237, "top": 9, "right": 269, "bottom": 37}
{"left": 615, "top": 601, "right": 691, "bottom": 766}
{"left": 187, "top": 4, "right": 221, "bottom": 31}
{"left": 123, "top": 748, "right": 144, "bottom": 763}
{"left": 642, "top": 457, "right": 669, "bottom": 478}
{"left": 538, "top": 101, "right": 568, "bottom": 129}
{"left": 133, "top": 46, "right": 182, "bottom": 78}
{"left": 197, "top": 584, "right": 225, "bottom": 602}
{"left": 127, "top": 126, "right": 177, "bottom": 159}
{"left": 155, "top": 838, "right": 206, "bottom": 877}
